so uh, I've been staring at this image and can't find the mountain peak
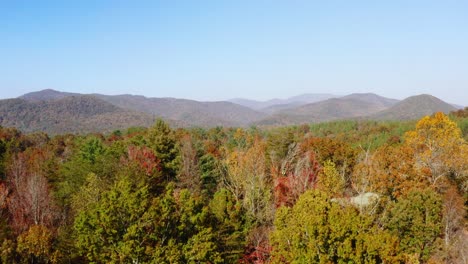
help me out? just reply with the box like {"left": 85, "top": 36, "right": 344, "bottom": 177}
{"left": 370, "top": 94, "right": 456, "bottom": 120}
{"left": 20, "top": 89, "right": 79, "bottom": 101}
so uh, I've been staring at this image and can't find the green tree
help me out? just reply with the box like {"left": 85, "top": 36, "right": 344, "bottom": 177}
{"left": 146, "top": 119, "right": 180, "bottom": 180}
{"left": 146, "top": 186, "right": 226, "bottom": 263}
{"left": 318, "top": 160, "right": 345, "bottom": 197}
{"left": 271, "top": 190, "right": 401, "bottom": 263}
{"left": 209, "top": 188, "right": 246, "bottom": 262}
{"left": 385, "top": 188, "right": 443, "bottom": 262}
{"left": 55, "top": 136, "right": 119, "bottom": 209}
{"left": 78, "top": 137, "right": 105, "bottom": 165}
{"left": 199, "top": 153, "right": 222, "bottom": 198}
{"left": 74, "top": 176, "right": 150, "bottom": 263}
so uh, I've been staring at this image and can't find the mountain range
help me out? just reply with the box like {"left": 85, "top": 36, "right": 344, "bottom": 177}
{"left": 0, "top": 89, "right": 461, "bottom": 134}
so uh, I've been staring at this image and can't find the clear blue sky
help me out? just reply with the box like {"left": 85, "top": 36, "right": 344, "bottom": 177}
{"left": 1, "top": 0, "right": 467, "bottom": 105}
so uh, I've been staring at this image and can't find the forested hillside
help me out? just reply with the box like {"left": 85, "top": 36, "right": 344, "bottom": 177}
{"left": 0, "top": 112, "right": 467, "bottom": 263}
{"left": 2, "top": 90, "right": 461, "bottom": 134}
{"left": 0, "top": 96, "right": 155, "bottom": 134}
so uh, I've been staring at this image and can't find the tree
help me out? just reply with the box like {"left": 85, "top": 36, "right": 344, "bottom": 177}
{"left": 0, "top": 181, "right": 10, "bottom": 246}
{"left": 6, "top": 149, "right": 57, "bottom": 234}
{"left": 270, "top": 190, "right": 401, "bottom": 263}
{"left": 224, "top": 139, "right": 273, "bottom": 225}
{"left": 405, "top": 112, "right": 467, "bottom": 189}
{"left": 74, "top": 175, "right": 150, "bottom": 263}
{"left": 274, "top": 143, "right": 321, "bottom": 207}
{"left": 429, "top": 184, "right": 468, "bottom": 263}
{"left": 17, "top": 225, "right": 56, "bottom": 264}
{"left": 120, "top": 144, "right": 162, "bottom": 192}
{"left": 363, "top": 144, "right": 425, "bottom": 199}
{"left": 75, "top": 177, "right": 230, "bottom": 263}
{"left": 209, "top": 188, "right": 246, "bottom": 262}
{"left": 318, "top": 160, "right": 345, "bottom": 197}
{"left": 70, "top": 173, "right": 105, "bottom": 215}
{"left": 300, "top": 137, "right": 357, "bottom": 184}
{"left": 145, "top": 185, "right": 230, "bottom": 263}
{"left": 146, "top": 119, "right": 180, "bottom": 180}
{"left": 199, "top": 153, "right": 222, "bottom": 198}
{"left": 78, "top": 137, "right": 105, "bottom": 165}
{"left": 224, "top": 138, "right": 274, "bottom": 262}
{"left": 55, "top": 135, "right": 119, "bottom": 211}
{"left": 177, "top": 134, "right": 202, "bottom": 195}
{"left": 385, "top": 188, "right": 443, "bottom": 262}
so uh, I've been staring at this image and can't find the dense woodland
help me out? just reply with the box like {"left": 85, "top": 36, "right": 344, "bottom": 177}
{"left": 0, "top": 110, "right": 467, "bottom": 263}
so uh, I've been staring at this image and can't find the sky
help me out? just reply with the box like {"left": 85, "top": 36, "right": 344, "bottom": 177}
{"left": 0, "top": 1, "right": 467, "bottom": 105}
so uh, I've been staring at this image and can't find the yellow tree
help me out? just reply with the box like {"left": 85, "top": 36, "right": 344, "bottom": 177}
{"left": 224, "top": 137, "right": 273, "bottom": 259}
{"left": 405, "top": 112, "right": 467, "bottom": 189}
{"left": 405, "top": 112, "right": 468, "bottom": 253}
{"left": 224, "top": 138, "right": 273, "bottom": 225}
{"left": 17, "top": 225, "right": 56, "bottom": 263}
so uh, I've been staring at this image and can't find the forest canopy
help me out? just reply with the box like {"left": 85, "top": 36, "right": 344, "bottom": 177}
{"left": 0, "top": 112, "right": 467, "bottom": 263}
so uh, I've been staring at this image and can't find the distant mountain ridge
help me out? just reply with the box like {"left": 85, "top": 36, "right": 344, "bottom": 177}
{"left": 341, "top": 93, "right": 399, "bottom": 108}
{"left": 229, "top": 93, "right": 338, "bottom": 111}
{"left": 0, "top": 89, "right": 463, "bottom": 134}
{"left": 12, "top": 89, "right": 267, "bottom": 130}
{"left": 92, "top": 94, "right": 266, "bottom": 127}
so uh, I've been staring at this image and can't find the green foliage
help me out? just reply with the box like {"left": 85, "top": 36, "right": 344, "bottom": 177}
{"left": 309, "top": 120, "right": 414, "bottom": 149}
{"left": 385, "top": 188, "right": 443, "bottom": 262}
{"left": 266, "top": 126, "right": 296, "bottom": 164}
{"left": 199, "top": 153, "right": 222, "bottom": 198}
{"left": 210, "top": 188, "right": 246, "bottom": 262}
{"left": 54, "top": 136, "right": 119, "bottom": 209}
{"left": 74, "top": 177, "right": 240, "bottom": 263}
{"left": 146, "top": 119, "right": 180, "bottom": 179}
{"left": 74, "top": 175, "right": 150, "bottom": 263}
{"left": 271, "top": 190, "right": 401, "bottom": 263}
{"left": 1, "top": 115, "right": 466, "bottom": 263}
{"left": 145, "top": 186, "right": 232, "bottom": 263}
{"left": 78, "top": 137, "right": 105, "bottom": 165}
{"left": 318, "top": 160, "right": 345, "bottom": 196}
{"left": 71, "top": 173, "right": 105, "bottom": 214}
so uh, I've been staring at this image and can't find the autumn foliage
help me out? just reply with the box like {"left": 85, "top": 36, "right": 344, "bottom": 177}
{"left": 0, "top": 114, "right": 466, "bottom": 263}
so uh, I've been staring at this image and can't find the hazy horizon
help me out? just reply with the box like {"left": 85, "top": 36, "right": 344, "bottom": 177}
{"left": 1, "top": 1, "right": 467, "bottom": 105}
{"left": 7, "top": 88, "right": 466, "bottom": 107}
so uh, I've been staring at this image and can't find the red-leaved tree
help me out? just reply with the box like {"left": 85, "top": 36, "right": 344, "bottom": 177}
{"left": 6, "top": 149, "right": 57, "bottom": 234}
{"left": 274, "top": 143, "right": 321, "bottom": 207}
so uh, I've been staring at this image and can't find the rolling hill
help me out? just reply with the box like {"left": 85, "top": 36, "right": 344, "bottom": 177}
{"left": 2, "top": 89, "right": 463, "bottom": 134}
{"left": 256, "top": 93, "right": 399, "bottom": 125}
{"left": 0, "top": 96, "right": 155, "bottom": 134}
{"left": 93, "top": 94, "right": 266, "bottom": 127}
{"left": 369, "top": 94, "right": 456, "bottom": 120}
{"left": 16, "top": 89, "right": 266, "bottom": 128}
